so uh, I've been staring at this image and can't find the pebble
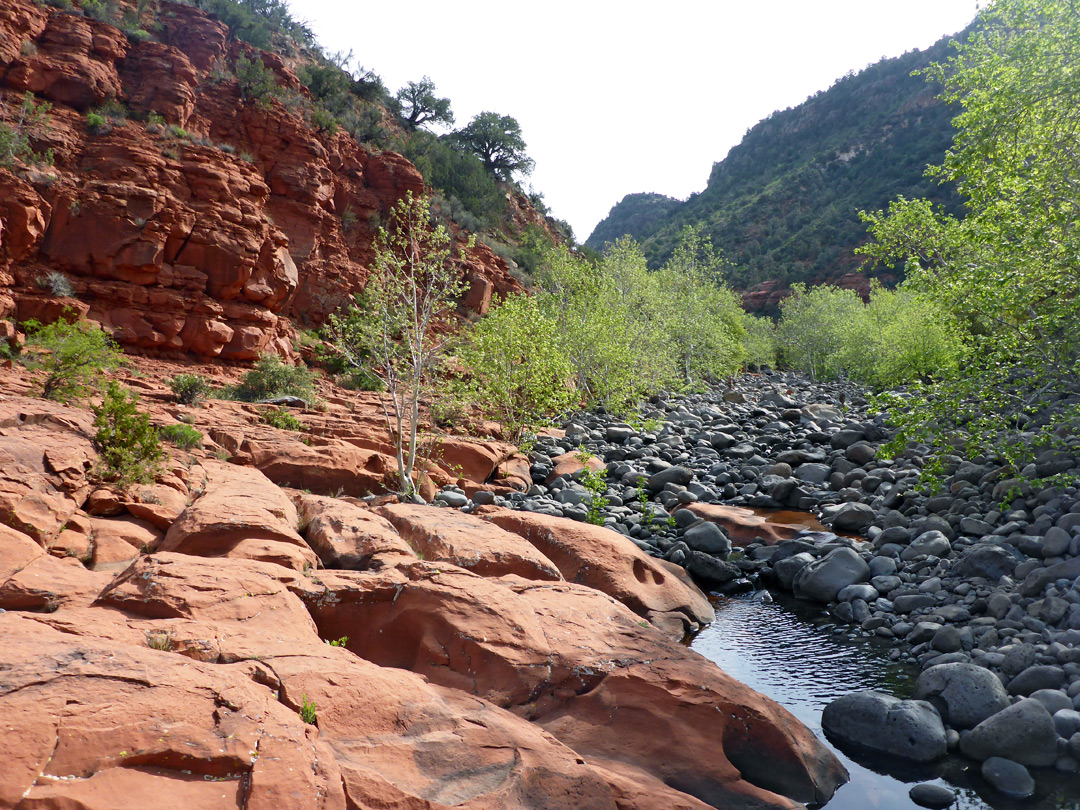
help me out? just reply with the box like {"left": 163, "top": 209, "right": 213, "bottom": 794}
{"left": 909, "top": 783, "right": 956, "bottom": 808}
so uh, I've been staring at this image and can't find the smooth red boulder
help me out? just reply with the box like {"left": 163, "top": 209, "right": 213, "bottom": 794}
{"left": 545, "top": 450, "right": 605, "bottom": 485}
{"left": 294, "top": 491, "right": 415, "bottom": 569}
{"left": 0, "top": 613, "right": 347, "bottom": 810}
{"left": 479, "top": 507, "right": 714, "bottom": 632}
{"left": 91, "top": 553, "right": 627, "bottom": 809}
{"left": 295, "top": 561, "right": 847, "bottom": 810}
{"left": 376, "top": 503, "right": 562, "bottom": 581}
{"left": 158, "top": 460, "right": 317, "bottom": 571}
{"left": 680, "top": 503, "right": 820, "bottom": 546}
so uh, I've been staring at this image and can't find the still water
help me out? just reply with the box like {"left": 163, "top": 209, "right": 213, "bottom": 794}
{"left": 690, "top": 592, "right": 1080, "bottom": 810}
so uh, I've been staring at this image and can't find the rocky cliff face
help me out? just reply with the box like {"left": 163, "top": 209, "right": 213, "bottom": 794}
{"left": 0, "top": 0, "right": 521, "bottom": 359}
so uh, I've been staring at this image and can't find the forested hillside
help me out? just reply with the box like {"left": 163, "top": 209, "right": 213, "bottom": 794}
{"left": 586, "top": 30, "right": 967, "bottom": 297}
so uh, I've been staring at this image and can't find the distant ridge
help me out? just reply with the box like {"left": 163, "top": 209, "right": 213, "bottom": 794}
{"left": 586, "top": 29, "right": 969, "bottom": 308}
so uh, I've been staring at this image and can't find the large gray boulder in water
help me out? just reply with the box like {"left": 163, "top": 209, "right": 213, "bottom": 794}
{"left": 822, "top": 691, "right": 947, "bottom": 763}
{"left": 959, "top": 698, "right": 1058, "bottom": 766}
{"left": 913, "top": 663, "right": 1011, "bottom": 729}
{"left": 793, "top": 547, "right": 870, "bottom": 602}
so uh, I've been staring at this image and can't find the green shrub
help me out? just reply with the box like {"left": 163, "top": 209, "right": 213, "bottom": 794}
{"left": 0, "top": 92, "right": 54, "bottom": 168}
{"left": 85, "top": 111, "right": 108, "bottom": 135}
{"left": 741, "top": 313, "right": 777, "bottom": 369}
{"left": 299, "top": 694, "right": 317, "bottom": 725}
{"left": 230, "top": 354, "right": 317, "bottom": 404}
{"left": 158, "top": 423, "right": 203, "bottom": 449}
{"left": 34, "top": 270, "right": 74, "bottom": 297}
{"left": 92, "top": 382, "right": 164, "bottom": 487}
{"left": 775, "top": 282, "right": 964, "bottom": 387}
{"left": 337, "top": 366, "right": 382, "bottom": 391}
{"left": 24, "top": 317, "right": 122, "bottom": 402}
{"left": 776, "top": 284, "right": 863, "bottom": 380}
{"left": 235, "top": 55, "right": 280, "bottom": 107}
{"left": 837, "top": 285, "right": 965, "bottom": 388}
{"left": 261, "top": 407, "right": 303, "bottom": 431}
{"left": 168, "top": 373, "right": 212, "bottom": 405}
{"left": 458, "top": 293, "right": 575, "bottom": 443}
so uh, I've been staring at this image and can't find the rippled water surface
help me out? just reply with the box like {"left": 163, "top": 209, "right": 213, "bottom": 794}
{"left": 691, "top": 593, "right": 1080, "bottom": 810}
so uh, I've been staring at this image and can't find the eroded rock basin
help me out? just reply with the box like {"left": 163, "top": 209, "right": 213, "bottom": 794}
{"left": 693, "top": 592, "right": 1080, "bottom": 809}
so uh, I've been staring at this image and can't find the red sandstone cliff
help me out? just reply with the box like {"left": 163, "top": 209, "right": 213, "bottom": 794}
{"left": 0, "top": 0, "right": 521, "bottom": 360}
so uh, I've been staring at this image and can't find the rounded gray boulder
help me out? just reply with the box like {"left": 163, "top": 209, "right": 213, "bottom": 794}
{"left": 682, "top": 521, "right": 731, "bottom": 557}
{"left": 913, "top": 663, "right": 1011, "bottom": 729}
{"left": 959, "top": 698, "right": 1058, "bottom": 766}
{"left": 822, "top": 690, "right": 947, "bottom": 762}
{"left": 981, "top": 757, "right": 1034, "bottom": 797}
{"left": 793, "top": 547, "right": 870, "bottom": 603}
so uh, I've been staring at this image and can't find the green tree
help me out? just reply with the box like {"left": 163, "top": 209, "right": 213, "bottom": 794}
{"left": 92, "top": 382, "right": 164, "bottom": 487}
{"left": 326, "top": 192, "right": 469, "bottom": 496}
{"left": 454, "top": 112, "right": 535, "bottom": 181}
{"left": 457, "top": 293, "right": 575, "bottom": 443}
{"left": 395, "top": 77, "right": 454, "bottom": 130}
{"left": 776, "top": 284, "right": 862, "bottom": 381}
{"left": 858, "top": 0, "right": 1080, "bottom": 464}
{"left": 24, "top": 317, "right": 122, "bottom": 403}
{"left": 652, "top": 227, "right": 745, "bottom": 386}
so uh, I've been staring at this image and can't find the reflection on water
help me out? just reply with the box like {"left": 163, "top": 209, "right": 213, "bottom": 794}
{"left": 690, "top": 592, "right": 1080, "bottom": 810}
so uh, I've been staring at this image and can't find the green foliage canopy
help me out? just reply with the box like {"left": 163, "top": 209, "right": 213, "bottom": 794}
{"left": 395, "top": 77, "right": 454, "bottom": 130}
{"left": 859, "top": 0, "right": 1080, "bottom": 464}
{"left": 92, "top": 382, "right": 164, "bottom": 488}
{"left": 24, "top": 317, "right": 122, "bottom": 403}
{"left": 454, "top": 112, "right": 535, "bottom": 182}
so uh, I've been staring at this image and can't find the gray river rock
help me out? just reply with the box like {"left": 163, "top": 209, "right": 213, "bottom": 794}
{"left": 431, "top": 370, "right": 1080, "bottom": 801}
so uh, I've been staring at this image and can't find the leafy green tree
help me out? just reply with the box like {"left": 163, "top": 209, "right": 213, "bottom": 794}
{"left": 740, "top": 313, "right": 777, "bottom": 369}
{"left": 24, "top": 317, "right": 122, "bottom": 403}
{"left": 776, "top": 284, "right": 863, "bottom": 380}
{"left": 651, "top": 227, "right": 745, "bottom": 386}
{"left": 457, "top": 293, "right": 575, "bottom": 443}
{"left": 859, "top": 0, "right": 1080, "bottom": 464}
{"left": 395, "top": 77, "right": 454, "bottom": 130}
{"left": 454, "top": 112, "right": 535, "bottom": 181}
{"left": 399, "top": 131, "right": 505, "bottom": 227}
{"left": 326, "top": 192, "right": 469, "bottom": 496}
{"left": 92, "top": 382, "right": 164, "bottom": 487}
{"left": 837, "top": 285, "right": 965, "bottom": 389}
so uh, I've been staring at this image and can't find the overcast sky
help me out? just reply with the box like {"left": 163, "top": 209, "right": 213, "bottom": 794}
{"left": 297, "top": 1, "right": 980, "bottom": 242}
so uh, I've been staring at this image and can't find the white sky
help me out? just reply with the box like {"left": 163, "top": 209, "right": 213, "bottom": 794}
{"left": 296, "top": 1, "right": 980, "bottom": 242}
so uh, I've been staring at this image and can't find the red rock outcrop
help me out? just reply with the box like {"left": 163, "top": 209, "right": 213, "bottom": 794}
{"left": 376, "top": 502, "right": 562, "bottom": 581}
{"left": 294, "top": 560, "right": 847, "bottom": 809}
{"left": 479, "top": 507, "right": 716, "bottom": 633}
{"left": 679, "top": 503, "right": 818, "bottom": 546}
{"left": 157, "top": 459, "right": 317, "bottom": 571}
{"left": 0, "top": 0, "right": 523, "bottom": 359}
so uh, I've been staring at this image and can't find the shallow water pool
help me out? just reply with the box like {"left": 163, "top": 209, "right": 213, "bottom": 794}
{"left": 690, "top": 592, "right": 1080, "bottom": 810}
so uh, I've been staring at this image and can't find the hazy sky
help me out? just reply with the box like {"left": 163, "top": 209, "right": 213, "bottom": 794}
{"left": 297, "top": 1, "right": 980, "bottom": 242}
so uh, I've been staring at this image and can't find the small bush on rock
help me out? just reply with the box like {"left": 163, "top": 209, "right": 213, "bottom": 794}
{"left": 261, "top": 408, "right": 303, "bottom": 431}
{"left": 158, "top": 423, "right": 203, "bottom": 449}
{"left": 92, "top": 382, "right": 164, "bottom": 487}
{"left": 230, "top": 354, "right": 316, "bottom": 404}
{"left": 24, "top": 317, "right": 122, "bottom": 403}
{"left": 168, "top": 373, "right": 212, "bottom": 405}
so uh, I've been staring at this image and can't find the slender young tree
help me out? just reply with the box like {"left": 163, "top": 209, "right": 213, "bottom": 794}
{"left": 326, "top": 192, "right": 469, "bottom": 497}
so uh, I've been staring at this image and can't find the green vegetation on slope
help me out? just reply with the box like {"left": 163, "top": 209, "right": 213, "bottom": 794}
{"left": 860, "top": 0, "right": 1080, "bottom": 470}
{"left": 587, "top": 31, "right": 968, "bottom": 294}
